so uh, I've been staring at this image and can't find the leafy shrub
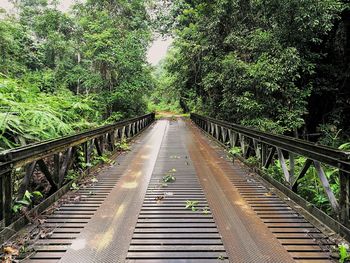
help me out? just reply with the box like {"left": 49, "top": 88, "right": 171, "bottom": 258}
{"left": 0, "top": 77, "right": 100, "bottom": 150}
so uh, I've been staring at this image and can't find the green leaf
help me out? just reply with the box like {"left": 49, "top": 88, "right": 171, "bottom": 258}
{"left": 32, "top": 191, "right": 43, "bottom": 198}
{"left": 71, "top": 182, "right": 79, "bottom": 190}
{"left": 12, "top": 204, "right": 23, "bottom": 213}
{"left": 24, "top": 190, "right": 33, "bottom": 201}
{"left": 17, "top": 199, "right": 31, "bottom": 206}
{"left": 339, "top": 243, "right": 349, "bottom": 263}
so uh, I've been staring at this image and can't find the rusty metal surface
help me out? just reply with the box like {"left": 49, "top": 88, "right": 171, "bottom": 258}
{"left": 20, "top": 122, "right": 161, "bottom": 263}
{"left": 187, "top": 119, "right": 334, "bottom": 263}
{"left": 19, "top": 118, "right": 336, "bottom": 262}
{"left": 225, "top": 164, "right": 334, "bottom": 262}
{"left": 57, "top": 122, "right": 167, "bottom": 263}
{"left": 190, "top": 113, "right": 350, "bottom": 172}
{"left": 184, "top": 120, "right": 295, "bottom": 262}
{"left": 126, "top": 120, "right": 228, "bottom": 262}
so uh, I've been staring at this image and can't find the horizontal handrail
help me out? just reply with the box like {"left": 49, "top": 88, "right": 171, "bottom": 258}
{"left": 191, "top": 113, "right": 350, "bottom": 172}
{"left": 191, "top": 113, "right": 350, "bottom": 230}
{"left": 0, "top": 113, "right": 155, "bottom": 227}
{"left": 0, "top": 113, "right": 155, "bottom": 175}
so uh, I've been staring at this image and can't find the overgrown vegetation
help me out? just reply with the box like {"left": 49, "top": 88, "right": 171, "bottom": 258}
{"left": 150, "top": 0, "right": 350, "bottom": 223}
{"left": 147, "top": 60, "right": 183, "bottom": 114}
{"left": 339, "top": 243, "right": 350, "bottom": 263}
{"left": 229, "top": 141, "right": 350, "bottom": 216}
{"left": 0, "top": 0, "right": 154, "bottom": 150}
{"left": 266, "top": 156, "right": 340, "bottom": 214}
{"left": 12, "top": 190, "right": 43, "bottom": 213}
{"left": 152, "top": 0, "right": 350, "bottom": 145}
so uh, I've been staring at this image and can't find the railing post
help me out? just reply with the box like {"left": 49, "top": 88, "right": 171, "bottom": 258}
{"left": 2, "top": 170, "right": 12, "bottom": 226}
{"left": 314, "top": 161, "right": 340, "bottom": 216}
{"left": 261, "top": 143, "right": 267, "bottom": 168}
{"left": 53, "top": 153, "right": 60, "bottom": 185}
{"left": 133, "top": 122, "right": 136, "bottom": 135}
{"left": 0, "top": 173, "right": 3, "bottom": 224}
{"left": 340, "top": 170, "right": 350, "bottom": 225}
{"left": 83, "top": 141, "right": 89, "bottom": 165}
{"left": 277, "top": 148, "right": 290, "bottom": 183}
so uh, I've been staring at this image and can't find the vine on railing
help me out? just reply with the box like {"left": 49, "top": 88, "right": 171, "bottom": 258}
{"left": 191, "top": 113, "right": 350, "bottom": 228}
{"left": 0, "top": 113, "right": 155, "bottom": 227}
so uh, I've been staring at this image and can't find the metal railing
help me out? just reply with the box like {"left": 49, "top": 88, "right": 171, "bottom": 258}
{"left": 0, "top": 113, "right": 155, "bottom": 227}
{"left": 191, "top": 113, "right": 350, "bottom": 228}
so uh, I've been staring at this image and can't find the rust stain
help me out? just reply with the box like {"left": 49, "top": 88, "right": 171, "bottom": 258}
{"left": 184, "top": 120, "right": 295, "bottom": 263}
{"left": 60, "top": 121, "right": 167, "bottom": 262}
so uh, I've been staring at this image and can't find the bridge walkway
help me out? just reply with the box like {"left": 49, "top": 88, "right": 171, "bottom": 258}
{"left": 21, "top": 119, "right": 334, "bottom": 262}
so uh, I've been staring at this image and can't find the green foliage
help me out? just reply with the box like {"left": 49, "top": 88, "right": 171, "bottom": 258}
{"left": 116, "top": 139, "right": 130, "bottom": 151}
{"left": 0, "top": 77, "right": 99, "bottom": 150}
{"left": 66, "top": 171, "right": 79, "bottom": 181}
{"left": 147, "top": 60, "right": 183, "bottom": 114}
{"left": 162, "top": 168, "right": 177, "bottom": 183}
{"left": 217, "top": 255, "right": 225, "bottom": 261}
{"left": 246, "top": 156, "right": 259, "bottom": 166}
{"left": 147, "top": 100, "right": 182, "bottom": 114}
{"left": 154, "top": 0, "right": 346, "bottom": 136}
{"left": 202, "top": 207, "right": 210, "bottom": 215}
{"left": 0, "top": 0, "right": 153, "bottom": 150}
{"left": 162, "top": 174, "right": 176, "bottom": 183}
{"left": 265, "top": 155, "right": 340, "bottom": 214}
{"left": 339, "top": 143, "right": 350, "bottom": 151}
{"left": 93, "top": 154, "right": 111, "bottom": 165}
{"left": 70, "top": 182, "right": 79, "bottom": 190}
{"left": 185, "top": 200, "right": 199, "bottom": 211}
{"left": 229, "top": 147, "right": 241, "bottom": 156}
{"left": 339, "top": 243, "right": 349, "bottom": 263}
{"left": 12, "top": 190, "right": 43, "bottom": 213}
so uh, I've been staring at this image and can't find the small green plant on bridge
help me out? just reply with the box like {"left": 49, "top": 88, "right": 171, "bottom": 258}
{"left": 162, "top": 168, "right": 177, "bottom": 184}
{"left": 163, "top": 174, "right": 176, "bottom": 183}
{"left": 185, "top": 200, "right": 199, "bottom": 211}
{"left": 246, "top": 156, "right": 259, "bottom": 166}
{"left": 66, "top": 170, "right": 79, "bottom": 181}
{"left": 70, "top": 182, "right": 80, "bottom": 191}
{"left": 217, "top": 255, "right": 225, "bottom": 260}
{"left": 202, "top": 207, "right": 210, "bottom": 214}
{"left": 94, "top": 154, "right": 110, "bottom": 165}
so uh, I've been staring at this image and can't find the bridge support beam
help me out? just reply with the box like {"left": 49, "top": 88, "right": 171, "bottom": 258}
{"left": 340, "top": 170, "right": 350, "bottom": 226}
{"left": 2, "top": 171, "right": 12, "bottom": 226}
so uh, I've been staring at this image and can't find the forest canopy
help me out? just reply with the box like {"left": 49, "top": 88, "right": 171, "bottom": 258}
{"left": 1, "top": 0, "right": 350, "bottom": 150}
{"left": 0, "top": 0, "right": 154, "bottom": 150}
{"left": 152, "top": 0, "right": 350, "bottom": 147}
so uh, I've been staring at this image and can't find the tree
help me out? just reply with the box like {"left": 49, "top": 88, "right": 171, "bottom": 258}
{"left": 155, "top": 0, "right": 346, "bottom": 138}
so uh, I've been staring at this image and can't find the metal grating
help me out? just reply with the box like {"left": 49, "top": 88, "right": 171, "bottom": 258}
{"left": 196, "top": 125, "right": 335, "bottom": 263}
{"left": 21, "top": 177, "right": 126, "bottom": 262}
{"left": 14, "top": 118, "right": 338, "bottom": 262}
{"left": 227, "top": 166, "right": 335, "bottom": 263}
{"left": 126, "top": 121, "right": 228, "bottom": 262}
{"left": 20, "top": 146, "right": 142, "bottom": 262}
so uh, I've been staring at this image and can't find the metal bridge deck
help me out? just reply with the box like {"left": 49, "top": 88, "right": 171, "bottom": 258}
{"left": 21, "top": 119, "right": 334, "bottom": 262}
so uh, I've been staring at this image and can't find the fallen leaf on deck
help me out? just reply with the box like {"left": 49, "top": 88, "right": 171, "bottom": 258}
{"left": 91, "top": 178, "right": 98, "bottom": 183}
{"left": 155, "top": 196, "right": 164, "bottom": 203}
{"left": 3, "top": 247, "right": 19, "bottom": 256}
{"left": 73, "top": 196, "right": 81, "bottom": 202}
{"left": 37, "top": 218, "right": 46, "bottom": 225}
